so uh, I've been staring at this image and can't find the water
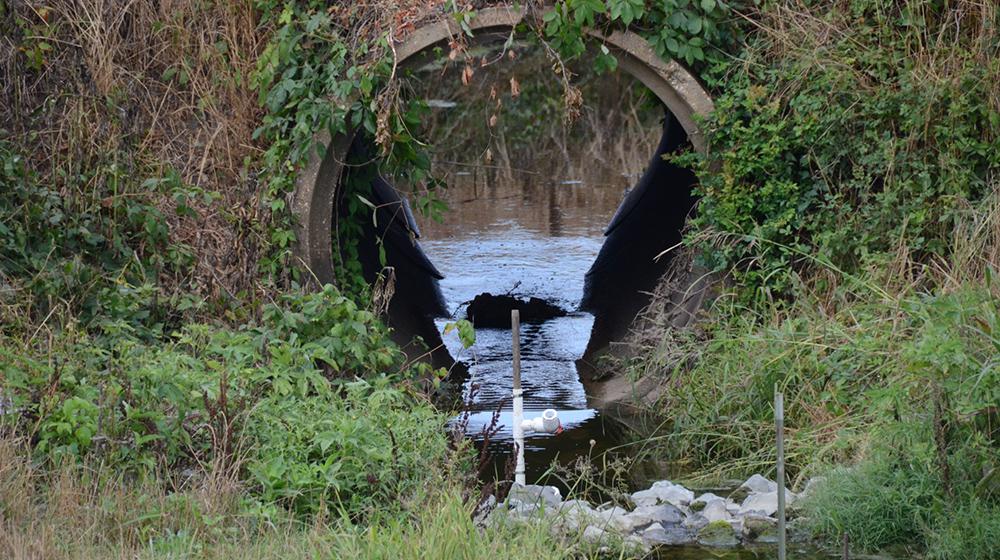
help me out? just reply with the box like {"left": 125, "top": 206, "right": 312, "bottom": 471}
{"left": 417, "top": 172, "right": 839, "bottom": 560}
{"left": 419, "top": 168, "right": 645, "bottom": 484}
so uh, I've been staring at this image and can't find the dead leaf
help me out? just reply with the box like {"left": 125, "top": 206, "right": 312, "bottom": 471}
{"left": 485, "top": 148, "right": 493, "bottom": 163}
{"left": 489, "top": 114, "right": 498, "bottom": 127}
{"left": 510, "top": 76, "right": 520, "bottom": 97}
{"left": 489, "top": 86, "right": 497, "bottom": 100}
{"left": 462, "top": 65, "right": 473, "bottom": 86}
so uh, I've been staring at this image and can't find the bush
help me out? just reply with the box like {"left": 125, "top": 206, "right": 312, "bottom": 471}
{"left": 683, "top": 0, "right": 1000, "bottom": 301}
{"left": 1, "top": 284, "right": 449, "bottom": 518}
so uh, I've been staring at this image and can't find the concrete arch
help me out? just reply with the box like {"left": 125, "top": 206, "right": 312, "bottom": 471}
{"left": 290, "top": 6, "right": 714, "bottom": 286}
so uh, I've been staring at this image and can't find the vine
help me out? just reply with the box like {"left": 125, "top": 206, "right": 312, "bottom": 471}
{"left": 249, "top": 0, "right": 744, "bottom": 293}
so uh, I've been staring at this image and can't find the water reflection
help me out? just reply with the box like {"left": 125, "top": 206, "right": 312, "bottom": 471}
{"left": 420, "top": 169, "right": 629, "bottom": 240}
{"left": 422, "top": 169, "right": 640, "bottom": 483}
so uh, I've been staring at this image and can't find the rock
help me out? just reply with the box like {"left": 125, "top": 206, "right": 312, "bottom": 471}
{"left": 509, "top": 484, "right": 562, "bottom": 508}
{"left": 591, "top": 505, "right": 629, "bottom": 531}
{"left": 472, "top": 495, "right": 496, "bottom": 526}
{"left": 641, "top": 522, "right": 694, "bottom": 545}
{"left": 701, "top": 499, "right": 733, "bottom": 523}
{"left": 787, "top": 517, "right": 813, "bottom": 543}
{"left": 510, "top": 502, "right": 542, "bottom": 518}
{"left": 466, "top": 293, "right": 567, "bottom": 327}
{"left": 583, "top": 525, "right": 609, "bottom": 544}
{"left": 737, "top": 489, "right": 797, "bottom": 517}
{"left": 623, "top": 534, "right": 651, "bottom": 555}
{"left": 728, "top": 474, "right": 777, "bottom": 502}
{"left": 553, "top": 500, "right": 600, "bottom": 531}
{"left": 558, "top": 499, "right": 595, "bottom": 513}
{"left": 620, "top": 504, "right": 685, "bottom": 532}
{"left": 689, "top": 492, "right": 725, "bottom": 511}
{"left": 800, "top": 476, "right": 825, "bottom": 499}
{"left": 741, "top": 514, "right": 778, "bottom": 543}
{"left": 697, "top": 520, "right": 739, "bottom": 547}
{"left": 682, "top": 513, "right": 709, "bottom": 532}
{"left": 631, "top": 480, "right": 694, "bottom": 508}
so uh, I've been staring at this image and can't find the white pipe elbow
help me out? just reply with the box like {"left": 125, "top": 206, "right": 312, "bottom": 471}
{"left": 521, "top": 408, "right": 561, "bottom": 433}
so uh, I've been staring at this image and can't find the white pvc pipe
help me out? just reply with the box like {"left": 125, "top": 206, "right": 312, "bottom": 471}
{"left": 512, "top": 310, "right": 526, "bottom": 486}
{"left": 511, "top": 310, "right": 562, "bottom": 487}
{"left": 513, "top": 390, "right": 526, "bottom": 486}
{"left": 521, "top": 409, "right": 561, "bottom": 433}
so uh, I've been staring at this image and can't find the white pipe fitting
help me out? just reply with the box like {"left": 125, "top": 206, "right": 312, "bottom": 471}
{"left": 521, "top": 408, "right": 561, "bottom": 434}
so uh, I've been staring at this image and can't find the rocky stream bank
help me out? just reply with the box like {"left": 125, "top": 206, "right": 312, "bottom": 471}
{"left": 485, "top": 475, "right": 822, "bottom": 554}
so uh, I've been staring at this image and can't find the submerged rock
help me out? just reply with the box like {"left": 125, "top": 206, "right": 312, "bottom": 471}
{"left": 465, "top": 293, "right": 568, "bottom": 327}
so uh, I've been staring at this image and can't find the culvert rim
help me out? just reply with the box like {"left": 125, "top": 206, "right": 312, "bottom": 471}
{"left": 290, "top": 6, "right": 714, "bottom": 286}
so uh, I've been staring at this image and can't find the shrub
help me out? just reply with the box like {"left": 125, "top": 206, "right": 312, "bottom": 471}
{"left": 804, "top": 453, "right": 939, "bottom": 551}
{"left": 683, "top": 0, "right": 1000, "bottom": 301}
{"left": 1, "top": 284, "right": 449, "bottom": 518}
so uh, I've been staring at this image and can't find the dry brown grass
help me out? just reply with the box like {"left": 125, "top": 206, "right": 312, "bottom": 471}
{"left": 0, "top": 433, "right": 249, "bottom": 559}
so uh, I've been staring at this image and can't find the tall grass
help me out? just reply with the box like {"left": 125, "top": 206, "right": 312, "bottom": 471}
{"left": 615, "top": 185, "right": 999, "bottom": 557}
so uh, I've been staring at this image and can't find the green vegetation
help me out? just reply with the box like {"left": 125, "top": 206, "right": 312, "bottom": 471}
{"left": 1, "top": 433, "right": 586, "bottom": 559}
{"left": 685, "top": 0, "right": 1000, "bottom": 300}
{"left": 621, "top": 1, "right": 1000, "bottom": 558}
{"left": 3, "top": 0, "right": 998, "bottom": 558}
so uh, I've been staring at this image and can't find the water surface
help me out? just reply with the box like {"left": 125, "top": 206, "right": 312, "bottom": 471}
{"left": 421, "top": 168, "right": 635, "bottom": 483}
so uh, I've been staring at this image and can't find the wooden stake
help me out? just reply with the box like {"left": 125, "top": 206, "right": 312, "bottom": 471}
{"left": 512, "top": 310, "right": 521, "bottom": 394}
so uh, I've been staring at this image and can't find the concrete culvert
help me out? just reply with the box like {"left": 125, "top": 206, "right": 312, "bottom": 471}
{"left": 291, "top": 7, "right": 714, "bottom": 411}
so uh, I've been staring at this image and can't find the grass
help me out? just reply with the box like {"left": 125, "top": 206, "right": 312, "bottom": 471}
{"left": 0, "top": 434, "right": 612, "bottom": 560}
{"left": 3, "top": 1, "right": 999, "bottom": 558}
{"left": 612, "top": 190, "right": 1000, "bottom": 557}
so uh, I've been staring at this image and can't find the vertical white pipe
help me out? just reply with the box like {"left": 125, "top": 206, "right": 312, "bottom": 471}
{"left": 511, "top": 310, "right": 525, "bottom": 486}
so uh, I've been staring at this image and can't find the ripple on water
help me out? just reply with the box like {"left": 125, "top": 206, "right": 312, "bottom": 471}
{"left": 422, "top": 184, "right": 627, "bottom": 487}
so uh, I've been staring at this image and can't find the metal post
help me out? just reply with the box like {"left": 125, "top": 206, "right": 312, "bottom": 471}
{"left": 511, "top": 310, "right": 525, "bottom": 486}
{"left": 776, "top": 384, "right": 786, "bottom": 560}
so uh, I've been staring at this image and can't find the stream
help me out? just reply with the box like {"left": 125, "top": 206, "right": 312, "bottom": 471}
{"left": 418, "top": 170, "right": 843, "bottom": 560}
{"left": 420, "top": 168, "right": 664, "bottom": 486}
